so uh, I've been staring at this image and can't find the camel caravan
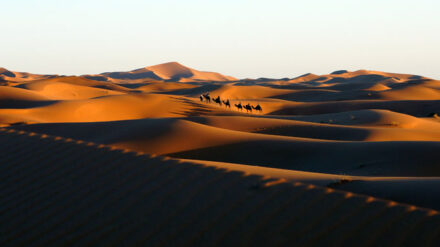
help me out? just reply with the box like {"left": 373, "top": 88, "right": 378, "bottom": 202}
{"left": 199, "top": 93, "right": 262, "bottom": 113}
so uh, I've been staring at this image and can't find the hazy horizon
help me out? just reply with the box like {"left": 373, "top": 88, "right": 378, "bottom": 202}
{"left": 2, "top": 61, "right": 438, "bottom": 81}
{"left": 2, "top": 0, "right": 439, "bottom": 79}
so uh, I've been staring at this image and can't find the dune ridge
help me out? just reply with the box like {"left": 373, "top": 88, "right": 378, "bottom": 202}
{"left": 0, "top": 67, "right": 56, "bottom": 83}
{"left": 0, "top": 128, "right": 439, "bottom": 246}
{"left": 87, "top": 62, "right": 237, "bottom": 83}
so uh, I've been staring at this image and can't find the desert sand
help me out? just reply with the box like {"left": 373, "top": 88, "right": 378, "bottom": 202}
{"left": 1, "top": 62, "right": 440, "bottom": 245}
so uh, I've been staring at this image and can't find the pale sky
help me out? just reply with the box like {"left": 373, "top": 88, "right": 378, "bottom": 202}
{"left": 1, "top": 0, "right": 439, "bottom": 79}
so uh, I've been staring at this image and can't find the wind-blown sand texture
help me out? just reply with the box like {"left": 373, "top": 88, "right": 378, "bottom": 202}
{"left": 1, "top": 62, "right": 440, "bottom": 245}
{"left": 0, "top": 128, "right": 439, "bottom": 246}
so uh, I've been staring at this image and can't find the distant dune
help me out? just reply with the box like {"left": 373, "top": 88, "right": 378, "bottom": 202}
{"left": 0, "top": 67, "right": 56, "bottom": 83}
{"left": 85, "top": 62, "right": 237, "bottom": 83}
{"left": 1, "top": 63, "right": 440, "bottom": 245}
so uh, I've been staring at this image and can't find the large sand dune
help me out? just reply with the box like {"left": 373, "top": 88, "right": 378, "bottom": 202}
{"left": 1, "top": 63, "right": 440, "bottom": 245}
{"left": 0, "top": 128, "right": 439, "bottom": 246}
{"left": 87, "top": 62, "right": 237, "bottom": 83}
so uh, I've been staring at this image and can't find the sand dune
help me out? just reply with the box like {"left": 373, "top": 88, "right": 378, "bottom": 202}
{"left": 267, "top": 99, "right": 440, "bottom": 117}
{"left": 91, "top": 62, "right": 237, "bottom": 83}
{"left": 0, "top": 86, "right": 49, "bottom": 102}
{"left": 363, "top": 83, "right": 391, "bottom": 91}
{"left": 11, "top": 113, "right": 440, "bottom": 179}
{"left": 0, "top": 67, "right": 55, "bottom": 82}
{"left": 1, "top": 128, "right": 438, "bottom": 246}
{"left": 0, "top": 93, "right": 238, "bottom": 123}
{"left": 209, "top": 85, "right": 294, "bottom": 99}
{"left": 288, "top": 73, "right": 321, "bottom": 84}
{"left": 136, "top": 82, "right": 199, "bottom": 93}
{"left": 1, "top": 64, "right": 440, "bottom": 242}
{"left": 18, "top": 76, "right": 133, "bottom": 93}
{"left": 18, "top": 80, "right": 123, "bottom": 100}
{"left": 147, "top": 62, "right": 236, "bottom": 81}
{"left": 184, "top": 159, "right": 440, "bottom": 210}
{"left": 379, "top": 81, "right": 440, "bottom": 100}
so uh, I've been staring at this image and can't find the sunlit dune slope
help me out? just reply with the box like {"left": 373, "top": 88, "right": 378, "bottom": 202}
{"left": 378, "top": 80, "right": 440, "bottom": 100}
{"left": 363, "top": 83, "right": 391, "bottom": 91}
{"left": 136, "top": 82, "right": 199, "bottom": 93}
{"left": 93, "top": 62, "right": 237, "bottom": 82}
{"left": 0, "top": 67, "right": 56, "bottom": 82}
{"left": 147, "top": 62, "right": 237, "bottom": 81}
{"left": 209, "top": 84, "right": 294, "bottom": 99}
{"left": 18, "top": 76, "right": 131, "bottom": 92}
{"left": 18, "top": 79, "right": 124, "bottom": 100}
{"left": 0, "top": 94, "right": 236, "bottom": 124}
{"left": 0, "top": 86, "right": 49, "bottom": 102}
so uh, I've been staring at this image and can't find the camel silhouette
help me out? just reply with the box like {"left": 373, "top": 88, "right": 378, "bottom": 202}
{"left": 235, "top": 103, "right": 243, "bottom": 111}
{"left": 212, "top": 96, "right": 222, "bottom": 106}
{"left": 202, "top": 94, "right": 211, "bottom": 103}
{"left": 199, "top": 95, "right": 203, "bottom": 102}
{"left": 243, "top": 104, "right": 253, "bottom": 113}
{"left": 222, "top": 99, "right": 231, "bottom": 108}
{"left": 252, "top": 104, "right": 262, "bottom": 112}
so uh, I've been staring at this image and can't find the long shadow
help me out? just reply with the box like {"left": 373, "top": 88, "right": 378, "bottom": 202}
{"left": 8, "top": 118, "right": 178, "bottom": 144}
{"left": 168, "top": 139, "right": 440, "bottom": 177}
{"left": 170, "top": 96, "right": 213, "bottom": 116}
{"left": 269, "top": 100, "right": 440, "bottom": 117}
{"left": 0, "top": 99, "right": 59, "bottom": 109}
{"left": 153, "top": 84, "right": 224, "bottom": 96}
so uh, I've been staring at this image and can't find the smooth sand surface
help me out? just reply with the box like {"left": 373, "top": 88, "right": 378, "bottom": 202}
{"left": 89, "top": 61, "right": 237, "bottom": 83}
{"left": 1, "top": 64, "right": 440, "bottom": 237}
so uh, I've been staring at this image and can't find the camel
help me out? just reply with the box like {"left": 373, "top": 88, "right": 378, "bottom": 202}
{"left": 222, "top": 99, "right": 231, "bottom": 108}
{"left": 252, "top": 104, "right": 262, "bottom": 112}
{"left": 234, "top": 103, "right": 243, "bottom": 111}
{"left": 199, "top": 95, "right": 203, "bottom": 102}
{"left": 212, "top": 96, "right": 222, "bottom": 106}
{"left": 202, "top": 94, "right": 211, "bottom": 103}
{"left": 243, "top": 104, "right": 253, "bottom": 113}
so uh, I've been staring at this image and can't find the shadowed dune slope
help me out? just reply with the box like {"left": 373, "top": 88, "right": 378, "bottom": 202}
{"left": 184, "top": 159, "right": 440, "bottom": 211}
{"left": 0, "top": 86, "right": 53, "bottom": 109}
{"left": 267, "top": 99, "right": 440, "bottom": 117}
{"left": 0, "top": 86, "right": 49, "bottom": 102}
{"left": 8, "top": 118, "right": 440, "bottom": 209}
{"left": 169, "top": 139, "right": 440, "bottom": 176}
{"left": 209, "top": 85, "right": 294, "bottom": 99}
{"left": 0, "top": 128, "right": 439, "bottom": 247}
